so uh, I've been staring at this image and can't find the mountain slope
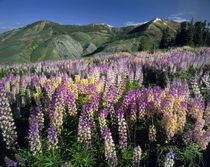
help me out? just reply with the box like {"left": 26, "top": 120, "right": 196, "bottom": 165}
{"left": 0, "top": 19, "right": 181, "bottom": 64}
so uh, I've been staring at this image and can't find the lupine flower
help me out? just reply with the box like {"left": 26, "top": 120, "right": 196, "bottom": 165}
{"left": 164, "top": 150, "right": 175, "bottom": 167}
{"left": 102, "top": 126, "right": 118, "bottom": 166}
{"left": 132, "top": 146, "right": 142, "bottom": 167}
{"left": 149, "top": 124, "right": 157, "bottom": 142}
{"left": 198, "top": 131, "right": 210, "bottom": 150}
{"left": 183, "top": 129, "right": 193, "bottom": 145}
{"left": 107, "top": 68, "right": 116, "bottom": 85}
{"left": 117, "top": 111, "right": 127, "bottom": 150}
{"left": 188, "top": 98, "right": 204, "bottom": 120}
{"left": 161, "top": 112, "right": 177, "bottom": 139}
{"left": 48, "top": 122, "right": 58, "bottom": 150}
{"left": 135, "top": 64, "right": 143, "bottom": 87}
{"left": 99, "top": 109, "right": 108, "bottom": 135}
{"left": 129, "top": 102, "right": 138, "bottom": 122}
{"left": 51, "top": 85, "right": 65, "bottom": 133}
{"left": 113, "top": 79, "right": 126, "bottom": 103}
{"left": 190, "top": 77, "right": 203, "bottom": 100}
{"left": 90, "top": 92, "right": 99, "bottom": 113}
{"left": 109, "top": 104, "right": 118, "bottom": 125}
{"left": 103, "top": 83, "right": 116, "bottom": 110}
{"left": 28, "top": 108, "right": 42, "bottom": 155}
{"left": 34, "top": 99, "right": 44, "bottom": 131}
{"left": 193, "top": 119, "right": 210, "bottom": 150}
{"left": 4, "top": 156, "right": 17, "bottom": 167}
{"left": 138, "top": 100, "right": 147, "bottom": 120}
{"left": 129, "top": 69, "right": 135, "bottom": 84}
{"left": 204, "top": 102, "right": 210, "bottom": 127}
{"left": 95, "top": 78, "right": 105, "bottom": 93}
{"left": 66, "top": 91, "right": 77, "bottom": 115}
{"left": 83, "top": 102, "right": 98, "bottom": 138}
{"left": 77, "top": 111, "right": 92, "bottom": 145}
{"left": 0, "top": 83, "right": 17, "bottom": 149}
{"left": 15, "top": 154, "right": 25, "bottom": 166}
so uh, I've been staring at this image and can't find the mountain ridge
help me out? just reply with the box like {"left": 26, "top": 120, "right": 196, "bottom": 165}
{"left": 0, "top": 18, "right": 181, "bottom": 64}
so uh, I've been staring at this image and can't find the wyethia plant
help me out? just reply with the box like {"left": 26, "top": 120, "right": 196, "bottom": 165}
{"left": 132, "top": 146, "right": 142, "bottom": 167}
{"left": 0, "top": 83, "right": 17, "bottom": 149}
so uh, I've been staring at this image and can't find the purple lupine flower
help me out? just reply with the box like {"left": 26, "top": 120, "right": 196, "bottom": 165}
{"left": 66, "top": 91, "right": 77, "bottom": 115}
{"left": 164, "top": 150, "right": 175, "bottom": 167}
{"left": 51, "top": 85, "right": 65, "bottom": 133}
{"left": 132, "top": 146, "right": 142, "bottom": 167}
{"left": 120, "top": 89, "right": 136, "bottom": 111}
{"left": 28, "top": 107, "right": 42, "bottom": 155}
{"left": 198, "top": 131, "right": 210, "bottom": 150}
{"left": 98, "top": 109, "right": 109, "bottom": 135}
{"left": 90, "top": 92, "right": 99, "bottom": 113}
{"left": 193, "top": 119, "right": 210, "bottom": 150}
{"left": 135, "top": 64, "right": 143, "bottom": 87}
{"left": 15, "top": 154, "right": 25, "bottom": 166}
{"left": 117, "top": 111, "right": 127, "bottom": 150}
{"left": 83, "top": 102, "right": 98, "bottom": 138}
{"left": 77, "top": 82, "right": 88, "bottom": 94}
{"left": 102, "top": 126, "right": 118, "bottom": 166}
{"left": 137, "top": 100, "right": 147, "bottom": 120}
{"left": 103, "top": 83, "right": 116, "bottom": 110}
{"left": 48, "top": 122, "right": 58, "bottom": 150}
{"left": 204, "top": 102, "right": 209, "bottom": 127}
{"left": 129, "top": 102, "right": 138, "bottom": 122}
{"left": 34, "top": 99, "right": 44, "bottom": 131}
{"left": 4, "top": 156, "right": 17, "bottom": 167}
{"left": 129, "top": 68, "right": 135, "bottom": 84}
{"left": 0, "top": 82, "right": 17, "bottom": 149}
{"left": 113, "top": 79, "right": 126, "bottom": 104}
{"left": 172, "top": 78, "right": 182, "bottom": 90}
{"left": 44, "top": 80, "right": 53, "bottom": 101}
{"left": 188, "top": 98, "right": 205, "bottom": 120}
{"left": 77, "top": 111, "right": 92, "bottom": 145}
{"left": 183, "top": 129, "right": 193, "bottom": 144}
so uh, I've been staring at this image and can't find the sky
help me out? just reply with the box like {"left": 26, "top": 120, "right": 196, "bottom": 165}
{"left": 0, "top": 0, "right": 209, "bottom": 33}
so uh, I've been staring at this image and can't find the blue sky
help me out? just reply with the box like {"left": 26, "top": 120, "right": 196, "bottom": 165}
{"left": 0, "top": 0, "right": 209, "bottom": 33}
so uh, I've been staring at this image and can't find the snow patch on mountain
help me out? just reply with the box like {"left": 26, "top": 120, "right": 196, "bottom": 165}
{"left": 153, "top": 18, "right": 162, "bottom": 23}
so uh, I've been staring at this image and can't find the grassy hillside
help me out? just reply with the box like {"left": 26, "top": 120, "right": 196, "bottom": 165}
{"left": 0, "top": 19, "right": 181, "bottom": 64}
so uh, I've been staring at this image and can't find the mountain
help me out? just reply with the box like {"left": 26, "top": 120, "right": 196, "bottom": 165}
{"left": 0, "top": 18, "right": 180, "bottom": 64}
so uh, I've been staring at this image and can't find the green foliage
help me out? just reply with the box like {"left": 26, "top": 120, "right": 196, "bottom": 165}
{"left": 17, "top": 138, "right": 64, "bottom": 167}
{"left": 117, "top": 146, "right": 133, "bottom": 167}
{"left": 173, "top": 143, "right": 203, "bottom": 167}
{"left": 65, "top": 142, "right": 97, "bottom": 167}
{"left": 138, "top": 36, "right": 149, "bottom": 51}
{"left": 159, "top": 27, "right": 171, "bottom": 49}
{"left": 175, "top": 19, "right": 210, "bottom": 47}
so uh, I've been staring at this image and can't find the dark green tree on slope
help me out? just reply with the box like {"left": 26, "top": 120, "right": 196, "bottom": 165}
{"left": 159, "top": 27, "right": 171, "bottom": 49}
{"left": 138, "top": 36, "right": 148, "bottom": 51}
